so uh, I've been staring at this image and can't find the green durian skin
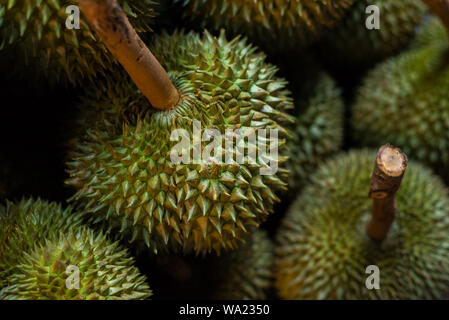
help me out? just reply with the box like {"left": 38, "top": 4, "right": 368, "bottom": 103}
{"left": 0, "top": 198, "right": 152, "bottom": 300}
{"left": 323, "top": 0, "right": 426, "bottom": 67}
{"left": 176, "top": 0, "right": 354, "bottom": 51}
{"left": 286, "top": 72, "right": 344, "bottom": 192}
{"left": 275, "top": 150, "right": 449, "bottom": 300}
{"left": 0, "top": 0, "right": 156, "bottom": 86}
{"left": 0, "top": 198, "right": 86, "bottom": 287}
{"left": 211, "top": 229, "right": 273, "bottom": 300}
{"left": 352, "top": 19, "right": 449, "bottom": 178}
{"left": 0, "top": 227, "right": 151, "bottom": 300}
{"left": 66, "top": 30, "right": 294, "bottom": 255}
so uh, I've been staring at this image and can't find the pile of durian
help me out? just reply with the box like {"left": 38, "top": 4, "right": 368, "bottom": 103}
{"left": 1, "top": 0, "right": 449, "bottom": 300}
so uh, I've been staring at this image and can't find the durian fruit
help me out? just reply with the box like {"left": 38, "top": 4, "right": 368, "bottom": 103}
{"left": 0, "top": 227, "right": 152, "bottom": 300}
{"left": 0, "top": 198, "right": 85, "bottom": 286}
{"left": 286, "top": 71, "right": 344, "bottom": 192}
{"left": 0, "top": 0, "right": 156, "bottom": 85}
{"left": 322, "top": 0, "right": 427, "bottom": 68}
{"left": 275, "top": 149, "right": 449, "bottom": 299}
{"left": 175, "top": 0, "right": 354, "bottom": 51}
{"left": 210, "top": 229, "right": 273, "bottom": 300}
{"left": 352, "top": 13, "right": 449, "bottom": 178}
{"left": 66, "top": 27, "right": 294, "bottom": 254}
{"left": 0, "top": 198, "right": 152, "bottom": 299}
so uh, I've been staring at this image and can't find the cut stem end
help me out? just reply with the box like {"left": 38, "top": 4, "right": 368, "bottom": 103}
{"left": 366, "top": 144, "right": 408, "bottom": 242}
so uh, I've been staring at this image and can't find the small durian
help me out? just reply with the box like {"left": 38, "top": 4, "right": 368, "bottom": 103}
{"left": 322, "top": 0, "right": 427, "bottom": 68}
{"left": 0, "top": 227, "right": 151, "bottom": 300}
{"left": 66, "top": 1, "right": 293, "bottom": 255}
{"left": 0, "top": 198, "right": 85, "bottom": 286}
{"left": 0, "top": 0, "right": 156, "bottom": 85}
{"left": 210, "top": 229, "right": 273, "bottom": 300}
{"left": 0, "top": 198, "right": 152, "bottom": 300}
{"left": 175, "top": 0, "right": 354, "bottom": 51}
{"left": 275, "top": 148, "right": 449, "bottom": 299}
{"left": 286, "top": 71, "right": 344, "bottom": 192}
{"left": 352, "top": 5, "right": 449, "bottom": 178}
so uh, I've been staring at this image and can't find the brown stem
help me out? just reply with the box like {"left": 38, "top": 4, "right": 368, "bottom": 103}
{"left": 78, "top": 0, "right": 179, "bottom": 111}
{"left": 422, "top": 0, "right": 449, "bottom": 35}
{"left": 366, "top": 144, "right": 408, "bottom": 242}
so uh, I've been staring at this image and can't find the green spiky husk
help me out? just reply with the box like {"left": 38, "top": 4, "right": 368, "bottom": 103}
{"left": 0, "top": 228, "right": 151, "bottom": 300}
{"left": 0, "top": 198, "right": 86, "bottom": 287}
{"left": 211, "top": 229, "right": 273, "bottom": 299}
{"left": 176, "top": 0, "right": 354, "bottom": 51}
{"left": 0, "top": 199, "right": 152, "bottom": 300}
{"left": 275, "top": 150, "right": 449, "bottom": 300}
{"left": 66, "top": 30, "right": 294, "bottom": 255}
{"left": 322, "top": 0, "right": 426, "bottom": 67}
{"left": 0, "top": 0, "right": 156, "bottom": 85}
{"left": 352, "top": 19, "right": 449, "bottom": 178}
{"left": 286, "top": 72, "right": 344, "bottom": 191}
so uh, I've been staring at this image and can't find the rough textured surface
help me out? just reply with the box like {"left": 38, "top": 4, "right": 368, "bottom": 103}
{"left": 211, "top": 229, "right": 273, "bottom": 299}
{"left": 176, "top": 0, "right": 354, "bottom": 51}
{"left": 352, "top": 19, "right": 449, "bottom": 178}
{"left": 66, "top": 30, "right": 294, "bottom": 255}
{"left": 286, "top": 72, "right": 344, "bottom": 192}
{"left": 322, "top": 0, "right": 426, "bottom": 67}
{"left": 275, "top": 150, "right": 449, "bottom": 299}
{"left": 0, "top": 198, "right": 85, "bottom": 287}
{"left": 0, "top": 198, "right": 151, "bottom": 300}
{"left": 0, "top": 0, "right": 156, "bottom": 85}
{"left": 0, "top": 228, "right": 151, "bottom": 300}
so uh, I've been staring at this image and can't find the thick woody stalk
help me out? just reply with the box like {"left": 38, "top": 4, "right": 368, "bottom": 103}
{"left": 422, "top": 0, "right": 449, "bottom": 36}
{"left": 366, "top": 145, "right": 408, "bottom": 242}
{"left": 78, "top": 0, "right": 179, "bottom": 110}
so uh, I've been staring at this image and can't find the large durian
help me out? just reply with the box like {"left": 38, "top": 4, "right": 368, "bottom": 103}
{"left": 275, "top": 149, "right": 449, "bottom": 299}
{"left": 0, "top": 199, "right": 152, "bottom": 300}
{"left": 0, "top": 0, "right": 156, "bottom": 85}
{"left": 175, "top": 0, "right": 354, "bottom": 51}
{"left": 322, "top": 0, "right": 427, "bottom": 68}
{"left": 210, "top": 229, "right": 273, "bottom": 299}
{"left": 352, "top": 14, "right": 449, "bottom": 178}
{"left": 66, "top": 29, "right": 294, "bottom": 255}
{"left": 286, "top": 71, "right": 344, "bottom": 192}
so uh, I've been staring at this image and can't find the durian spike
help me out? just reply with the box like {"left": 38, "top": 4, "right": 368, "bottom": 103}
{"left": 422, "top": 0, "right": 449, "bottom": 36}
{"left": 78, "top": 0, "right": 179, "bottom": 111}
{"left": 366, "top": 144, "right": 408, "bottom": 242}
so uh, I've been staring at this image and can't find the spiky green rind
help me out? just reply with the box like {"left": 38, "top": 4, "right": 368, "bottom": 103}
{"left": 323, "top": 0, "right": 426, "bottom": 67}
{"left": 66, "top": 30, "right": 294, "bottom": 255}
{"left": 0, "top": 227, "right": 152, "bottom": 300}
{"left": 0, "top": 198, "right": 86, "bottom": 287}
{"left": 352, "top": 21, "right": 449, "bottom": 177}
{"left": 211, "top": 229, "right": 273, "bottom": 300}
{"left": 275, "top": 150, "right": 449, "bottom": 300}
{"left": 176, "top": 0, "right": 354, "bottom": 51}
{"left": 0, "top": 0, "right": 156, "bottom": 85}
{"left": 286, "top": 73, "right": 344, "bottom": 191}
